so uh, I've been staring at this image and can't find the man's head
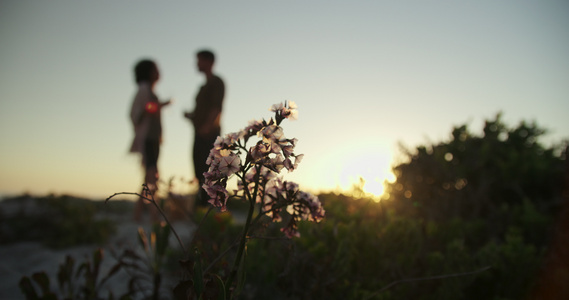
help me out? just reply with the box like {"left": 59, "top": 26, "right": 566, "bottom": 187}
{"left": 196, "top": 50, "right": 215, "bottom": 74}
{"left": 134, "top": 59, "right": 159, "bottom": 84}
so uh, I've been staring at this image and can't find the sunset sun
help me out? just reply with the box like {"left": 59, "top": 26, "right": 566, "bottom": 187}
{"left": 310, "top": 140, "right": 394, "bottom": 199}
{"left": 338, "top": 151, "right": 394, "bottom": 199}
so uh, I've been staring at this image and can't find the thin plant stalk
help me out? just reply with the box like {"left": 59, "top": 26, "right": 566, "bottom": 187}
{"left": 224, "top": 166, "right": 260, "bottom": 297}
{"left": 106, "top": 188, "right": 187, "bottom": 254}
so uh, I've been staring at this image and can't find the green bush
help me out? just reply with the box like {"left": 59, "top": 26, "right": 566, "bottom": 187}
{"left": 235, "top": 115, "right": 565, "bottom": 299}
{"left": 237, "top": 193, "right": 550, "bottom": 299}
{"left": 1, "top": 194, "right": 116, "bottom": 248}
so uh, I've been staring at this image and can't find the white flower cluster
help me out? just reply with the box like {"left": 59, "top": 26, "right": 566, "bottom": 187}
{"left": 263, "top": 177, "right": 325, "bottom": 238}
{"left": 202, "top": 101, "right": 324, "bottom": 238}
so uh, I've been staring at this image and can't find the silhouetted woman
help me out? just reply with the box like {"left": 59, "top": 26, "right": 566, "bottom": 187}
{"left": 129, "top": 59, "right": 170, "bottom": 222}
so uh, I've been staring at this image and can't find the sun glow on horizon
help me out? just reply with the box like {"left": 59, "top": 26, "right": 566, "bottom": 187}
{"left": 310, "top": 140, "right": 395, "bottom": 200}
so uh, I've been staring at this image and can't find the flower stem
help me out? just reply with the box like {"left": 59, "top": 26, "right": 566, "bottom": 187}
{"left": 225, "top": 166, "right": 260, "bottom": 297}
{"left": 150, "top": 197, "right": 187, "bottom": 254}
{"left": 106, "top": 190, "right": 187, "bottom": 254}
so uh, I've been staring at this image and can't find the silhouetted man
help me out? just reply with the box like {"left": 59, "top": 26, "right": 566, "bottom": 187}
{"left": 184, "top": 50, "right": 225, "bottom": 207}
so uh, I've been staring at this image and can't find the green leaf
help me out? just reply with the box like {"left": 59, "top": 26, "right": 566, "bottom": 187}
{"left": 137, "top": 227, "right": 149, "bottom": 253}
{"left": 98, "top": 262, "right": 123, "bottom": 289}
{"left": 106, "top": 263, "right": 123, "bottom": 279}
{"left": 193, "top": 248, "right": 204, "bottom": 297}
{"left": 75, "top": 262, "right": 89, "bottom": 278}
{"left": 93, "top": 248, "right": 103, "bottom": 267}
{"left": 57, "top": 256, "right": 74, "bottom": 293}
{"left": 92, "top": 248, "right": 104, "bottom": 281}
{"left": 156, "top": 223, "right": 171, "bottom": 257}
{"left": 214, "top": 275, "right": 226, "bottom": 300}
{"left": 31, "top": 272, "right": 51, "bottom": 295}
{"left": 19, "top": 276, "right": 39, "bottom": 300}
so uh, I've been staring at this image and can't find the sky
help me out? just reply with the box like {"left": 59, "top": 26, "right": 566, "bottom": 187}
{"left": 1, "top": 1, "right": 568, "bottom": 200}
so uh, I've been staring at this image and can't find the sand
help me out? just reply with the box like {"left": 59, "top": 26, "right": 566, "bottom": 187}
{"left": 0, "top": 196, "right": 197, "bottom": 299}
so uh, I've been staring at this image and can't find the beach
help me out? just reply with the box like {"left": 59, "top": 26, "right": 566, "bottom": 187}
{"left": 0, "top": 195, "right": 197, "bottom": 299}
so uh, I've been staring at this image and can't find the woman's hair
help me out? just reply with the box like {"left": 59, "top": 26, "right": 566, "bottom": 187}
{"left": 134, "top": 59, "right": 158, "bottom": 83}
